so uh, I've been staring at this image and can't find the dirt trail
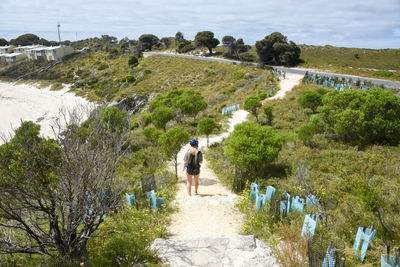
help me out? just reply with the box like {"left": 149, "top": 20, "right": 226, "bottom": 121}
{"left": 264, "top": 73, "right": 304, "bottom": 103}
{"left": 168, "top": 109, "right": 248, "bottom": 238}
{"left": 152, "top": 73, "right": 303, "bottom": 266}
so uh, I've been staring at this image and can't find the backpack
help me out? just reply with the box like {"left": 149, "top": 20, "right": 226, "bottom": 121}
{"left": 186, "top": 151, "right": 200, "bottom": 174}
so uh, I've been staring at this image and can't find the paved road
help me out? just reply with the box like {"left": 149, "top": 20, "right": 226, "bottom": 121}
{"left": 144, "top": 52, "right": 400, "bottom": 89}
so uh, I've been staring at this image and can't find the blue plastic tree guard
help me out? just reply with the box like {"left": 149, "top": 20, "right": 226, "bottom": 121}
{"left": 306, "top": 195, "right": 317, "bottom": 209}
{"left": 301, "top": 214, "right": 318, "bottom": 238}
{"left": 125, "top": 193, "right": 136, "bottom": 206}
{"left": 279, "top": 193, "right": 290, "bottom": 216}
{"left": 381, "top": 254, "right": 400, "bottom": 267}
{"left": 291, "top": 196, "right": 305, "bottom": 213}
{"left": 353, "top": 227, "right": 377, "bottom": 262}
{"left": 322, "top": 246, "right": 336, "bottom": 267}
{"left": 256, "top": 194, "right": 266, "bottom": 211}
{"left": 266, "top": 186, "right": 276, "bottom": 202}
{"left": 221, "top": 104, "right": 240, "bottom": 115}
{"left": 146, "top": 190, "right": 165, "bottom": 211}
{"left": 250, "top": 183, "right": 260, "bottom": 202}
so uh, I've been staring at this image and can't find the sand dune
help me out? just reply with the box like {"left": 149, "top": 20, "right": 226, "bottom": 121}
{"left": 0, "top": 82, "right": 89, "bottom": 142}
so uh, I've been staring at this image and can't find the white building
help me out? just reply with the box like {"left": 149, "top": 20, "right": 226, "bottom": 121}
{"left": 0, "top": 46, "right": 14, "bottom": 54}
{"left": 5, "top": 53, "right": 27, "bottom": 63}
{"left": 13, "top": 45, "right": 40, "bottom": 54}
{"left": 45, "top": 46, "right": 75, "bottom": 61}
{"left": 27, "top": 46, "right": 75, "bottom": 61}
{"left": 27, "top": 47, "right": 48, "bottom": 60}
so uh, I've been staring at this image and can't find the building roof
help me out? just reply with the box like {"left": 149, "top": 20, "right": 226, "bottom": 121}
{"left": 0, "top": 46, "right": 12, "bottom": 49}
{"left": 44, "top": 46, "right": 62, "bottom": 50}
{"left": 5, "top": 53, "right": 24, "bottom": 57}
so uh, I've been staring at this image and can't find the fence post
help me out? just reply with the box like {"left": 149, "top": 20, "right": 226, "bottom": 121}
{"left": 339, "top": 257, "right": 345, "bottom": 267}
{"left": 395, "top": 248, "right": 399, "bottom": 265}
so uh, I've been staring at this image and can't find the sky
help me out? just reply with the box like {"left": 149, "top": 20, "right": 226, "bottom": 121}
{"left": 0, "top": 0, "right": 399, "bottom": 49}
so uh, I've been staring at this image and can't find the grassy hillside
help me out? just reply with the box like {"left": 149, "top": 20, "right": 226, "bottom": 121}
{"left": 299, "top": 45, "right": 400, "bottom": 80}
{"left": 0, "top": 51, "right": 278, "bottom": 105}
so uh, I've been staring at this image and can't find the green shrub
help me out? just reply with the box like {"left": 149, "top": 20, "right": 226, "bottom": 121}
{"left": 239, "top": 52, "right": 256, "bottom": 62}
{"left": 101, "top": 107, "right": 128, "bottom": 132}
{"left": 258, "top": 93, "right": 267, "bottom": 101}
{"left": 127, "top": 55, "right": 139, "bottom": 67}
{"left": 298, "top": 90, "right": 323, "bottom": 113}
{"left": 224, "top": 122, "right": 282, "bottom": 190}
{"left": 223, "top": 88, "right": 236, "bottom": 95}
{"left": 88, "top": 207, "right": 167, "bottom": 266}
{"left": 97, "top": 63, "right": 109, "bottom": 70}
{"left": 319, "top": 88, "right": 400, "bottom": 145}
{"left": 374, "top": 70, "right": 394, "bottom": 77}
{"left": 125, "top": 74, "right": 136, "bottom": 83}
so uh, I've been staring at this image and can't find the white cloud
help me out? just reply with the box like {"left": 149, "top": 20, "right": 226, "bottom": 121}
{"left": 0, "top": 0, "right": 399, "bottom": 48}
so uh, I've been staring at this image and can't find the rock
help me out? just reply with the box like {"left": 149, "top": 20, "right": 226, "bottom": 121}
{"left": 107, "top": 94, "right": 148, "bottom": 115}
{"left": 151, "top": 236, "right": 280, "bottom": 267}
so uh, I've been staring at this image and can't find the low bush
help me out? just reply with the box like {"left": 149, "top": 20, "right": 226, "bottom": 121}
{"left": 239, "top": 52, "right": 256, "bottom": 62}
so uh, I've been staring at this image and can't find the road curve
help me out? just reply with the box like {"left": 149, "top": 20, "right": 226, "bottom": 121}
{"left": 144, "top": 52, "right": 400, "bottom": 89}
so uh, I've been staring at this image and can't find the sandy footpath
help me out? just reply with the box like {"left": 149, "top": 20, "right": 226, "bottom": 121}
{"left": 169, "top": 110, "right": 249, "bottom": 238}
{"left": 265, "top": 73, "right": 304, "bottom": 103}
{"left": 168, "top": 72, "right": 304, "bottom": 239}
{"left": 0, "top": 82, "right": 89, "bottom": 142}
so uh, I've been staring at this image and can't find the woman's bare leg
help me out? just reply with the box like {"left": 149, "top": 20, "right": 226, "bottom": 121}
{"left": 186, "top": 174, "right": 193, "bottom": 196}
{"left": 194, "top": 174, "right": 199, "bottom": 194}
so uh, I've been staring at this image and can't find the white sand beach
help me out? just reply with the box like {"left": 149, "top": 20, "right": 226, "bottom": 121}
{"left": 0, "top": 82, "right": 89, "bottom": 142}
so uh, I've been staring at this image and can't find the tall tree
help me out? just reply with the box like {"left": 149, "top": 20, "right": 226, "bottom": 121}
{"left": 194, "top": 31, "right": 220, "bottom": 54}
{"left": 160, "top": 37, "right": 172, "bottom": 49}
{"left": 138, "top": 34, "right": 159, "bottom": 51}
{"left": 151, "top": 106, "right": 175, "bottom": 131}
{"left": 159, "top": 127, "right": 189, "bottom": 178}
{"left": 0, "top": 38, "right": 8, "bottom": 46}
{"left": 244, "top": 96, "right": 262, "bottom": 122}
{"left": 9, "top": 34, "right": 40, "bottom": 46}
{"left": 0, "top": 108, "right": 130, "bottom": 263}
{"left": 174, "top": 90, "right": 207, "bottom": 120}
{"left": 255, "top": 32, "right": 301, "bottom": 66}
{"left": 175, "top": 32, "right": 194, "bottom": 53}
{"left": 222, "top": 36, "right": 238, "bottom": 58}
{"left": 198, "top": 118, "right": 218, "bottom": 147}
{"left": 236, "top": 38, "right": 251, "bottom": 53}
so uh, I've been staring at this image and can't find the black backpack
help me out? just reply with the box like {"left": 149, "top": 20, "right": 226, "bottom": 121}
{"left": 186, "top": 152, "right": 200, "bottom": 174}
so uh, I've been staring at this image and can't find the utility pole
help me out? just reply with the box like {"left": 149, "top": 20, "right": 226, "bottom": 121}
{"left": 57, "top": 23, "right": 61, "bottom": 43}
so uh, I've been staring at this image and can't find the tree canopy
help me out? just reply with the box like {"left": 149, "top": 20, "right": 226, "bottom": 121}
{"left": 244, "top": 96, "right": 262, "bottom": 122}
{"left": 174, "top": 90, "right": 208, "bottom": 120}
{"left": 0, "top": 38, "right": 8, "bottom": 46}
{"left": 255, "top": 32, "right": 301, "bottom": 66}
{"left": 175, "top": 32, "right": 194, "bottom": 53}
{"left": 151, "top": 106, "right": 175, "bottom": 131}
{"left": 298, "top": 89, "right": 326, "bottom": 113}
{"left": 138, "top": 34, "right": 159, "bottom": 51}
{"left": 9, "top": 34, "right": 40, "bottom": 46}
{"left": 198, "top": 118, "right": 218, "bottom": 147}
{"left": 159, "top": 127, "right": 189, "bottom": 178}
{"left": 194, "top": 31, "right": 220, "bottom": 54}
{"left": 311, "top": 88, "right": 400, "bottom": 145}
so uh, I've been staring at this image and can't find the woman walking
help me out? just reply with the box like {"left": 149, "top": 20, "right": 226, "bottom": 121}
{"left": 183, "top": 139, "right": 203, "bottom": 196}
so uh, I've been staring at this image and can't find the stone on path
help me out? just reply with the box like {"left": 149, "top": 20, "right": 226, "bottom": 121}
{"left": 151, "top": 235, "right": 279, "bottom": 267}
